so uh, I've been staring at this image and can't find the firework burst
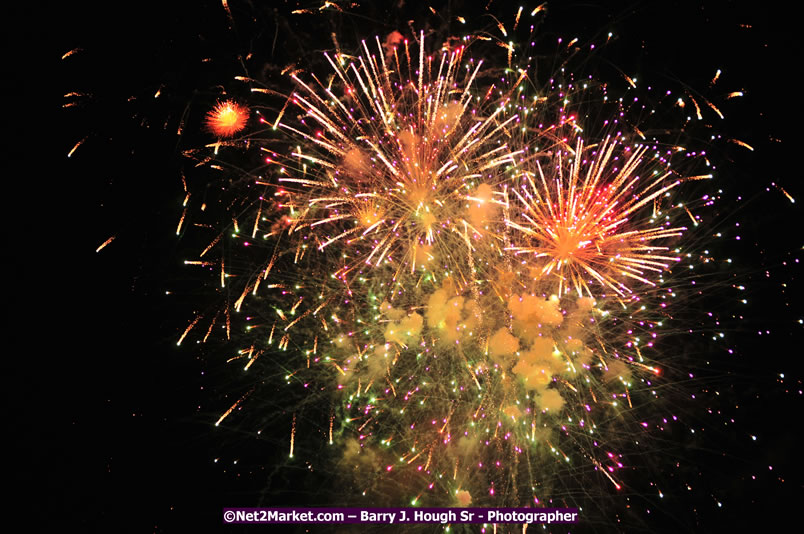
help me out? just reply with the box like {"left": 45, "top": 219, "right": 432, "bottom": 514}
{"left": 172, "top": 4, "right": 752, "bottom": 529}
{"left": 506, "top": 136, "right": 685, "bottom": 298}
{"left": 205, "top": 99, "right": 250, "bottom": 137}
{"left": 276, "top": 33, "right": 522, "bottom": 287}
{"left": 205, "top": 24, "right": 707, "bottom": 512}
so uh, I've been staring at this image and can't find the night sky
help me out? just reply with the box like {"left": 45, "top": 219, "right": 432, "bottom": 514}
{"left": 26, "top": 1, "right": 803, "bottom": 532}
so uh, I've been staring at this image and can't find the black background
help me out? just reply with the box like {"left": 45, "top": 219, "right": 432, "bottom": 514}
{"left": 20, "top": 0, "right": 803, "bottom": 532}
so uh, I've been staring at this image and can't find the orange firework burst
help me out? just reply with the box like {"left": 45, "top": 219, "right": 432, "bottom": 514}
{"left": 205, "top": 99, "right": 249, "bottom": 137}
{"left": 506, "top": 137, "right": 685, "bottom": 297}
{"left": 276, "top": 33, "right": 523, "bottom": 285}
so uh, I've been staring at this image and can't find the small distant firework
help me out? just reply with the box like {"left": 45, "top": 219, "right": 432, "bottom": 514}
{"left": 205, "top": 99, "right": 249, "bottom": 137}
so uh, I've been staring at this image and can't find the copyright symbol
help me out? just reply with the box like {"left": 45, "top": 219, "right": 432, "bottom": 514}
{"left": 224, "top": 510, "right": 236, "bottom": 523}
